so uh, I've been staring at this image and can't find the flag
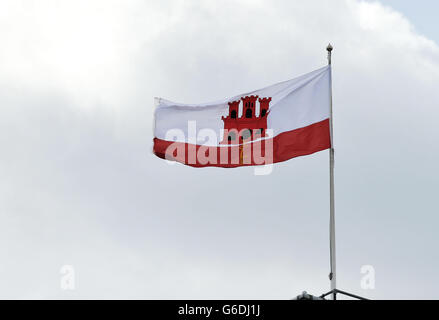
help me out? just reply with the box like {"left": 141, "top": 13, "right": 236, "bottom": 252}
{"left": 153, "top": 66, "right": 331, "bottom": 167}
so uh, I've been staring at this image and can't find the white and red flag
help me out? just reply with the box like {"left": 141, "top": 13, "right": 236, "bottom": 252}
{"left": 153, "top": 66, "right": 331, "bottom": 167}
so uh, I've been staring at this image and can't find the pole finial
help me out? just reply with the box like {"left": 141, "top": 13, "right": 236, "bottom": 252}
{"left": 327, "top": 43, "right": 333, "bottom": 52}
{"left": 326, "top": 43, "right": 333, "bottom": 65}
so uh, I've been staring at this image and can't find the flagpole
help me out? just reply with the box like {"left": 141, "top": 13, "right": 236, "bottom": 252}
{"left": 327, "top": 43, "right": 337, "bottom": 300}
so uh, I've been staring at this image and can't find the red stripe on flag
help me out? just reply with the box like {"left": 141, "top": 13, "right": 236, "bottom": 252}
{"left": 153, "top": 119, "right": 330, "bottom": 167}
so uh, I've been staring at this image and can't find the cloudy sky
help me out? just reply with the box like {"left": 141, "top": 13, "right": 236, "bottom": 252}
{"left": 1, "top": 0, "right": 438, "bottom": 299}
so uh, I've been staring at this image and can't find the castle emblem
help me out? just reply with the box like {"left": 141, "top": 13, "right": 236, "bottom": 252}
{"left": 220, "top": 95, "right": 271, "bottom": 144}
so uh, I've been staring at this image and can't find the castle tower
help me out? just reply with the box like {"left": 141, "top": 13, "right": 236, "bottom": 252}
{"left": 258, "top": 97, "right": 271, "bottom": 118}
{"left": 241, "top": 95, "right": 259, "bottom": 119}
{"left": 226, "top": 100, "right": 240, "bottom": 119}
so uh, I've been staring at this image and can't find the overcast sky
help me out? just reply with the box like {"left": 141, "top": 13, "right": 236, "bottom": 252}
{"left": 1, "top": 0, "right": 439, "bottom": 299}
{"left": 370, "top": 0, "right": 439, "bottom": 44}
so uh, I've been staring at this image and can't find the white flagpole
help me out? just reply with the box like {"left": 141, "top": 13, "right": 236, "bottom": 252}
{"left": 327, "top": 43, "right": 337, "bottom": 300}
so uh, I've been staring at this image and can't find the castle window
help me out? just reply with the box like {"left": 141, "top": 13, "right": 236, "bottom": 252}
{"left": 261, "top": 109, "right": 267, "bottom": 117}
{"left": 245, "top": 108, "right": 252, "bottom": 118}
{"left": 230, "top": 110, "right": 237, "bottom": 119}
{"left": 228, "top": 131, "right": 236, "bottom": 141}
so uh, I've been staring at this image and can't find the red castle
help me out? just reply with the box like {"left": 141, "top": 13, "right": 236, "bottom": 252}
{"left": 220, "top": 95, "right": 271, "bottom": 144}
